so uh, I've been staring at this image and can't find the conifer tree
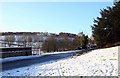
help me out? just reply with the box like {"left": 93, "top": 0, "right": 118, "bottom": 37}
{"left": 92, "top": 2, "right": 120, "bottom": 48}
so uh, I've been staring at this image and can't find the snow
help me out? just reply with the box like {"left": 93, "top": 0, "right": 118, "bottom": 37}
{"left": 0, "top": 50, "right": 80, "bottom": 63}
{"left": 1, "top": 46, "right": 119, "bottom": 76}
{"left": 0, "top": 55, "right": 44, "bottom": 63}
{"left": 43, "top": 50, "right": 81, "bottom": 55}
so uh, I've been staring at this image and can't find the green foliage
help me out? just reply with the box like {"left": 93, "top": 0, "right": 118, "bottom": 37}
{"left": 80, "top": 35, "right": 88, "bottom": 49}
{"left": 91, "top": 2, "right": 120, "bottom": 48}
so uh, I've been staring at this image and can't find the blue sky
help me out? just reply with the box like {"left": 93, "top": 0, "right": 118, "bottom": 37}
{"left": 0, "top": 2, "right": 113, "bottom": 36}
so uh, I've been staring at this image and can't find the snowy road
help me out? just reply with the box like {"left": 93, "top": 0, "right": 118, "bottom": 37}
{"left": 1, "top": 50, "right": 82, "bottom": 71}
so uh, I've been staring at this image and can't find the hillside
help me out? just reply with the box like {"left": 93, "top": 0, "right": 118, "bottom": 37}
{"left": 1, "top": 46, "right": 119, "bottom": 76}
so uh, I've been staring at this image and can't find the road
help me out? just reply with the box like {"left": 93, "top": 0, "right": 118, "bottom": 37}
{"left": 1, "top": 50, "right": 84, "bottom": 72}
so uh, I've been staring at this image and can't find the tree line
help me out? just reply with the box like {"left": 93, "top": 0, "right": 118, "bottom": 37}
{"left": 1, "top": 32, "right": 94, "bottom": 52}
{"left": 41, "top": 34, "right": 89, "bottom": 52}
{"left": 2, "top": 35, "right": 33, "bottom": 47}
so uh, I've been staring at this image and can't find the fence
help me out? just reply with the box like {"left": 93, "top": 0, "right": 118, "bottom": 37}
{"left": 0, "top": 47, "right": 32, "bottom": 58}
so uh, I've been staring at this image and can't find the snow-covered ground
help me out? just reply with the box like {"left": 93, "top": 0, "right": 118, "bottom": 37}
{"left": 1, "top": 46, "right": 119, "bottom": 76}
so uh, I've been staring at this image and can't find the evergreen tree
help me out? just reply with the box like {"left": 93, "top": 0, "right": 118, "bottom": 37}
{"left": 91, "top": 2, "right": 120, "bottom": 48}
{"left": 80, "top": 35, "right": 88, "bottom": 49}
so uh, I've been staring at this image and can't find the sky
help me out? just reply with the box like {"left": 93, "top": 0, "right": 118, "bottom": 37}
{"left": 0, "top": 2, "right": 114, "bottom": 37}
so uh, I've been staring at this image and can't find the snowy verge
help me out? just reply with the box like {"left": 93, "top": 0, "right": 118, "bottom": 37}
{"left": 0, "top": 50, "right": 81, "bottom": 63}
{"left": 0, "top": 55, "right": 44, "bottom": 63}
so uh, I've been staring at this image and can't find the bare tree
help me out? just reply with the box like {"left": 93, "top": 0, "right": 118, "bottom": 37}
{"left": 27, "top": 36, "right": 32, "bottom": 47}
{"left": 4, "top": 35, "right": 15, "bottom": 47}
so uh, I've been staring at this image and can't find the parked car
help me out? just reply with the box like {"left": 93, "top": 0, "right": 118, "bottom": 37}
{"left": 77, "top": 47, "right": 83, "bottom": 50}
{"left": 87, "top": 44, "right": 97, "bottom": 50}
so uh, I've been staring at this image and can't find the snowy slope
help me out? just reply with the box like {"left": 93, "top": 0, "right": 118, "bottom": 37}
{"left": 1, "top": 46, "right": 119, "bottom": 76}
